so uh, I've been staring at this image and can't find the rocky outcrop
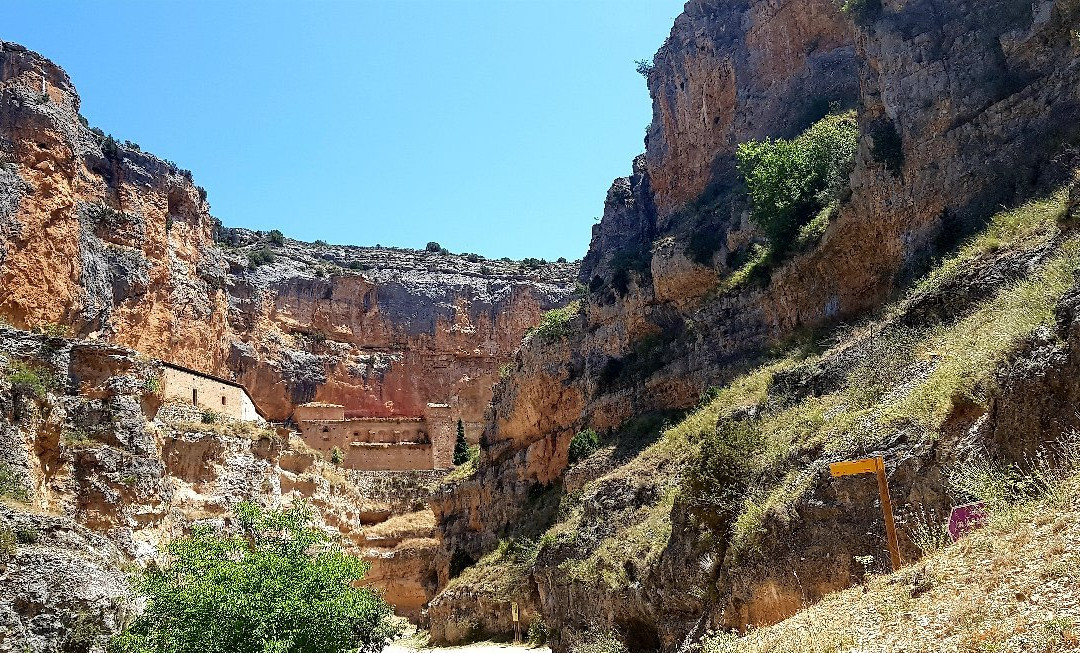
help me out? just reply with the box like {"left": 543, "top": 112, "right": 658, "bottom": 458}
{"left": 0, "top": 325, "right": 448, "bottom": 648}
{"left": 0, "top": 41, "right": 577, "bottom": 425}
{"left": 432, "top": 0, "right": 1080, "bottom": 649}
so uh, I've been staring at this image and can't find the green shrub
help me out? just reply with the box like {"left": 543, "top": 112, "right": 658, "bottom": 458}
{"left": 464, "top": 253, "right": 482, "bottom": 263}
{"left": 453, "top": 419, "right": 470, "bottom": 466}
{"left": 14, "top": 525, "right": 40, "bottom": 545}
{"left": 569, "top": 631, "right": 627, "bottom": 653}
{"left": 347, "top": 260, "right": 366, "bottom": 270}
{"left": 313, "top": 239, "right": 328, "bottom": 247}
{"left": 108, "top": 502, "right": 397, "bottom": 653}
{"left": 736, "top": 111, "right": 857, "bottom": 254}
{"left": 329, "top": 446, "right": 344, "bottom": 466}
{"left": 426, "top": 241, "right": 442, "bottom": 252}
{"left": 836, "top": 0, "right": 881, "bottom": 22}
{"left": 634, "top": 58, "right": 654, "bottom": 78}
{"left": 568, "top": 429, "right": 600, "bottom": 464}
{"left": 480, "top": 265, "right": 494, "bottom": 275}
{"left": 0, "top": 461, "right": 29, "bottom": 502}
{"left": 0, "top": 526, "right": 15, "bottom": 558}
{"left": 267, "top": 229, "right": 285, "bottom": 246}
{"left": 200, "top": 410, "right": 218, "bottom": 425}
{"left": 143, "top": 374, "right": 162, "bottom": 396}
{"left": 527, "top": 300, "right": 582, "bottom": 343}
{"left": 6, "top": 361, "right": 52, "bottom": 399}
{"left": 527, "top": 618, "right": 549, "bottom": 645}
{"left": 247, "top": 248, "right": 275, "bottom": 269}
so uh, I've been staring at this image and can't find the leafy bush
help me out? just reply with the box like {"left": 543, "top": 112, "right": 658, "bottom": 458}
{"left": 267, "top": 229, "right": 285, "bottom": 246}
{"left": 313, "top": 239, "right": 328, "bottom": 247}
{"left": 479, "top": 265, "right": 494, "bottom": 275}
{"left": 527, "top": 619, "right": 549, "bottom": 645}
{"left": 143, "top": 374, "right": 162, "bottom": 396}
{"left": 247, "top": 247, "right": 276, "bottom": 269}
{"left": 6, "top": 361, "right": 52, "bottom": 399}
{"left": 634, "top": 58, "right": 654, "bottom": 78}
{"left": 426, "top": 241, "right": 442, "bottom": 252}
{"left": 527, "top": 300, "right": 581, "bottom": 343}
{"left": 0, "top": 526, "right": 15, "bottom": 559}
{"left": 736, "top": 111, "right": 857, "bottom": 254}
{"left": 520, "top": 257, "right": 545, "bottom": 270}
{"left": 109, "top": 502, "right": 397, "bottom": 653}
{"left": 557, "top": 256, "right": 568, "bottom": 264}
{"left": 453, "top": 419, "right": 470, "bottom": 466}
{"left": 836, "top": 0, "right": 881, "bottom": 22}
{"left": 200, "top": 410, "right": 218, "bottom": 425}
{"left": 0, "top": 461, "right": 29, "bottom": 502}
{"left": 464, "top": 253, "right": 482, "bottom": 263}
{"left": 14, "top": 525, "right": 40, "bottom": 544}
{"left": 568, "top": 429, "right": 601, "bottom": 464}
{"left": 330, "top": 446, "right": 344, "bottom": 466}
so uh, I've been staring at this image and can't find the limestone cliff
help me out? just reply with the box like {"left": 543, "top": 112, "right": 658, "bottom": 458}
{"left": 432, "top": 0, "right": 1080, "bottom": 649}
{"left": 0, "top": 325, "right": 443, "bottom": 649}
{"left": 0, "top": 39, "right": 577, "bottom": 424}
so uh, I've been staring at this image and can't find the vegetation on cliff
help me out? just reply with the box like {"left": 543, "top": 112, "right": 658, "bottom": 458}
{"left": 109, "top": 502, "right": 398, "bottom": 653}
{"left": 736, "top": 110, "right": 857, "bottom": 256}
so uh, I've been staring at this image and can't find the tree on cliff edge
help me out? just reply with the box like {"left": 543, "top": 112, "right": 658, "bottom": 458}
{"left": 454, "top": 419, "right": 469, "bottom": 466}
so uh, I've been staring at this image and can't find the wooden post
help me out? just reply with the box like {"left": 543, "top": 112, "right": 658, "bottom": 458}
{"left": 830, "top": 455, "right": 903, "bottom": 571}
{"left": 874, "top": 456, "right": 902, "bottom": 571}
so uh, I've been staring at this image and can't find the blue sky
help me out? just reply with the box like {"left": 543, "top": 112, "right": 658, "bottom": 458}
{"left": 5, "top": 1, "right": 685, "bottom": 260}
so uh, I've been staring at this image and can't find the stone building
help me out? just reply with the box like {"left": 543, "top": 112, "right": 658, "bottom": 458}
{"left": 294, "top": 402, "right": 455, "bottom": 471}
{"left": 160, "top": 362, "right": 264, "bottom": 422}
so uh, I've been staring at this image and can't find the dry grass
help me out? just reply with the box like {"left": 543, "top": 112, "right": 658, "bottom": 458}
{"left": 700, "top": 474, "right": 1080, "bottom": 653}
{"left": 174, "top": 419, "right": 279, "bottom": 442}
{"left": 363, "top": 510, "right": 436, "bottom": 541}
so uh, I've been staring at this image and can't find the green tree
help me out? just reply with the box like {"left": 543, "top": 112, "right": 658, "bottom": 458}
{"left": 453, "top": 419, "right": 469, "bottom": 466}
{"left": 736, "top": 111, "right": 858, "bottom": 254}
{"left": 267, "top": 229, "right": 285, "bottom": 246}
{"left": 109, "top": 502, "right": 397, "bottom": 653}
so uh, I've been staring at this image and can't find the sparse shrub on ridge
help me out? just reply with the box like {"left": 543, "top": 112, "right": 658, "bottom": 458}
{"left": 247, "top": 247, "right": 275, "bottom": 269}
{"left": 527, "top": 300, "right": 581, "bottom": 343}
{"left": 267, "top": 229, "right": 285, "bottom": 246}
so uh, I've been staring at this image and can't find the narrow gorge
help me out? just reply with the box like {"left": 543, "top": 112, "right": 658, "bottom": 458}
{"left": 3, "top": 0, "right": 1080, "bottom": 651}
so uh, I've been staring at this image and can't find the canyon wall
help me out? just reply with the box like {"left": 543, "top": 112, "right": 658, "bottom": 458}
{"left": 432, "top": 0, "right": 1080, "bottom": 649}
{"left": 0, "top": 39, "right": 577, "bottom": 424}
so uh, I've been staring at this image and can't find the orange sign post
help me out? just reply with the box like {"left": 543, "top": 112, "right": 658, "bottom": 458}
{"left": 829, "top": 456, "right": 902, "bottom": 571}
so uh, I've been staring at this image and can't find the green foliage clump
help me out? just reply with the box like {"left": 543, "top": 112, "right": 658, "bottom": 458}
{"left": 634, "top": 58, "right": 654, "bottom": 78}
{"left": 527, "top": 300, "right": 582, "bottom": 343}
{"left": 453, "top": 419, "right": 470, "bottom": 466}
{"left": 313, "top": 239, "right": 328, "bottom": 247}
{"left": 836, "top": 0, "right": 881, "bottom": 22}
{"left": 247, "top": 247, "right": 276, "bottom": 269}
{"left": 425, "top": 241, "right": 442, "bottom": 252}
{"left": 267, "top": 229, "right": 286, "bottom": 246}
{"left": 736, "top": 111, "right": 857, "bottom": 254}
{"left": 0, "top": 526, "right": 15, "bottom": 558}
{"left": 143, "top": 374, "right": 162, "bottom": 396}
{"left": 14, "top": 525, "right": 40, "bottom": 544}
{"left": 527, "top": 619, "right": 549, "bottom": 645}
{"left": 479, "top": 265, "right": 494, "bottom": 275}
{"left": 568, "top": 429, "right": 601, "bottom": 464}
{"left": 0, "top": 461, "right": 29, "bottom": 502}
{"left": 200, "top": 410, "right": 218, "bottom": 425}
{"left": 868, "top": 117, "right": 904, "bottom": 176}
{"left": 6, "top": 360, "right": 54, "bottom": 399}
{"left": 109, "top": 502, "right": 397, "bottom": 653}
{"left": 569, "top": 631, "right": 627, "bottom": 653}
{"left": 329, "top": 446, "right": 344, "bottom": 467}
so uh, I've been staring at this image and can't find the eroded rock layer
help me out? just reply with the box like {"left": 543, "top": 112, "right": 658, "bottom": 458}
{"left": 0, "top": 40, "right": 577, "bottom": 423}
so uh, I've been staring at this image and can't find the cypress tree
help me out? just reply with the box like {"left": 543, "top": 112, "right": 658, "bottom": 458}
{"left": 453, "top": 419, "right": 470, "bottom": 465}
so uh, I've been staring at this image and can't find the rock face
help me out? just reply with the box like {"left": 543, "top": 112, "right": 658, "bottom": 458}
{"left": 431, "top": 0, "right": 1080, "bottom": 649}
{"left": 0, "top": 325, "right": 449, "bottom": 649}
{"left": 0, "top": 41, "right": 577, "bottom": 425}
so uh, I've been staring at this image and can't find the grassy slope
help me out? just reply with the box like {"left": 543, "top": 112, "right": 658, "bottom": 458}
{"left": 701, "top": 473, "right": 1080, "bottom": 652}
{"left": 440, "top": 182, "right": 1079, "bottom": 647}
{"left": 546, "top": 185, "right": 1077, "bottom": 585}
